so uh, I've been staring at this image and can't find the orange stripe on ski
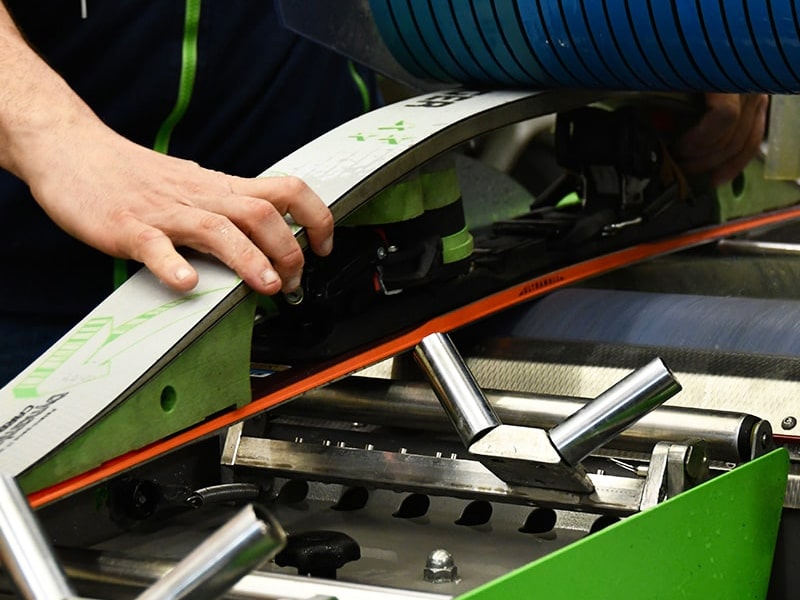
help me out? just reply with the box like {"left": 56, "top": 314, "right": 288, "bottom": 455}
{"left": 28, "top": 205, "right": 800, "bottom": 508}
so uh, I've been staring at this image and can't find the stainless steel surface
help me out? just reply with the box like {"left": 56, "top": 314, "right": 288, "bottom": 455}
{"left": 463, "top": 357, "right": 799, "bottom": 457}
{"left": 639, "top": 441, "right": 710, "bottom": 510}
{"left": 549, "top": 358, "right": 682, "bottom": 466}
{"left": 291, "top": 377, "right": 764, "bottom": 463}
{"left": 718, "top": 239, "right": 800, "bottom": 256}
{"left": 0, "top": 474, "right": 74, "bottom": 600}
{"left": 57, "top": 548, "right": 451, "bottom": 600}
{"left": 224, "top": 435, "right": 645, "bottom": 515}
{"left": 135, "top": 505, "right": 286, "bottom": 600}
{"left": 640, "top": 442, "right": 672, "bottom": 510}
{"left": 413, "top": 333, "right": 595, "bottom": 491}
{"left": 413, "top": 333, "right": 500, "bottom": 447}
{"left": 466, "top": 425, "right": 594, "bottom": 492}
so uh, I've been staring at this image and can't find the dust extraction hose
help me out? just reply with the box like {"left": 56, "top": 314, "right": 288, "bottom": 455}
{"left": 371, "top": 0, "right": 800, "bottom": 92}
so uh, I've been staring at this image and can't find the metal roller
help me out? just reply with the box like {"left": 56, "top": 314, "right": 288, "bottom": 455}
{"left": 287, "top": 376, "right": 767, "bottom": 463}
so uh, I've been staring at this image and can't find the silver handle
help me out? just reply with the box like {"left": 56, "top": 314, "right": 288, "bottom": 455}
{"left": 0, "top": 474, "right": 75, "bottom": 600}
{"left": 414, "top": 333, "right": 501, "bottom": 446}
{"left": 549, "top": 358, "right": 681, "bottom": 465}
{"left": 136, "top": 504, "right": 286, "bottom": 600}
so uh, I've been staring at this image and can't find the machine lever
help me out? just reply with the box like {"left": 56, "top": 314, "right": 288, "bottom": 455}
{"left": 136, "top": 504, "right": 286, "bottom": 600}
{"left": 549, "top": 357, "right": 681, "bottom": 465}
{"left": 413, "top": 332, "right": 501, "bottom": 447}
{"left": 414, "top": 333, "right": 682, "bottom": 492}
{"left": 0, "top": 473, "right": 75, "bottom": 600}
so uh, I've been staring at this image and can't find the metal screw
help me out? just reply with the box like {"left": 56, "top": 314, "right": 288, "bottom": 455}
{"left": 377, "top": 246, "right": 387, "bottom": 260}
{"left": 782, "top": 416, "right": 797, "bottom": 430}
{"left": 424, "top": 549, "right": 460, "bottom": 584}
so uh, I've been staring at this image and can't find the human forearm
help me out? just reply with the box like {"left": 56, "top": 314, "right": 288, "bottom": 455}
{"left": 0, "top": 5, "right": 333, "bottom": 295}
{"left": 0, "top": 4, "right": 100, "bottom": 181}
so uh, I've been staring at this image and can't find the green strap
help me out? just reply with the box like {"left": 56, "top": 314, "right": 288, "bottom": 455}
{"left": 348, "top": 60, "right": 372, "bottom": 114}
{"left": 114, "top": 0, "right": 202, "bottom": 289}
{"left": 153, "top": 0, "right": 202, "bottom": 154}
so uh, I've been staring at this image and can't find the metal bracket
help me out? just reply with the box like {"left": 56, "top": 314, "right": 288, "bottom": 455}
{"left": 413, "top": 333, "right": 681, "bottom": 493}
{"left": 640, "top": 440, "right": 711, "bottom": 510}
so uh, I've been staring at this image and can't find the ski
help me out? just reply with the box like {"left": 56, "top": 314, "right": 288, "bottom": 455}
{"left": 27, "top": 200, "right": 800, "bottom": 508}
{"left": 0, "top": 88, "right": 597, "bottom": 489}
{"left": 2, "top": 86, "right": 798, "bottom": 506}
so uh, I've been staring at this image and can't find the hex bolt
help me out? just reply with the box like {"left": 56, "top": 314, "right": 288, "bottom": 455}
{"left": 781, "top": 416, "right": 797, "bottom": 430}
{"left": 424, "top": 549, "right": 460, "bottom": 584}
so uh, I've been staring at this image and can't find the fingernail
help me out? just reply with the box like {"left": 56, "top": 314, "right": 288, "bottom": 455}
{"left": 175, "top": 266, "right": 192, "bottom": 282}
{"left": 286, "top": 275, "right": 302, "bottom": 292}
{"left": 320, "top": 236, "right": 333, "bottom": 256}
{"left": 261, "top": 268, "right": 280, "bottom": 288}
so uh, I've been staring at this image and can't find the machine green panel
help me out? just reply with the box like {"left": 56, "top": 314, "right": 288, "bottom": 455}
{"left": 460, "top": 449, "right": 788, "bottom": 600}
{"left": 717, "top": 159, "right": 800, "bottom": 222}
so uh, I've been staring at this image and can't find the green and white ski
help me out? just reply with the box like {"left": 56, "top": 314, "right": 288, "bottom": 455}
{"left": 1, "top": 88, "right": 599, "bottom": 482}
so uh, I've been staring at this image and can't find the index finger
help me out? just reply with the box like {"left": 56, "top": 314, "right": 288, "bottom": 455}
{"left": 233, "top": 175, "right": 334, "bottom": 256}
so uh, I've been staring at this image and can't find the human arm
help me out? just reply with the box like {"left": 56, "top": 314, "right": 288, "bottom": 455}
{"left": 672, "top": 93, "right": 769, "bottom": 187}
{"left": 0, "top": 4, "right": 332, "bottom": 295}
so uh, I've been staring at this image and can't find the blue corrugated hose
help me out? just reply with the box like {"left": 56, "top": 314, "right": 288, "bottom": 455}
{"left": 371, "top": 0, "right": 800, "bottom": 91}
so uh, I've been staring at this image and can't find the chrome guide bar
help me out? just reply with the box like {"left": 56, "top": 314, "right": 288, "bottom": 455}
{"left": 135, "top": 504, "right": 286, "bottom": 600}
{"left": 549, "top": 358, "right": 682, "bottom": 465}
{"left": 0, "top": 473, "right": 74, "bottom": 600}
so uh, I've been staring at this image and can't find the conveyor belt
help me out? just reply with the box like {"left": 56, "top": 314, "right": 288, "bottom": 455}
{"left": 488, "top": 287, "right": 800, "bottom": 358}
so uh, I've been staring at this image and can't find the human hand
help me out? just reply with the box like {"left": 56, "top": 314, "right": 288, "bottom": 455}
{"left": 672, "top": 93, "right": 769, "bottom": 187}
{"left": 19, "top": 122, "right": 333, "bottom": 296}
{"left": 0, "top": 8, "right": 332, "bottom": 297}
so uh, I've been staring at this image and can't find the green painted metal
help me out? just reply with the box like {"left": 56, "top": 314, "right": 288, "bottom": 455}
{"left": 459, "top": 448, "right": 788, "bottom": 600}
{"left": 19, "top": 294, "right": 256, "bottom": 494}
{"left": 716, "top": 159, "right": 800, "bottom": 222}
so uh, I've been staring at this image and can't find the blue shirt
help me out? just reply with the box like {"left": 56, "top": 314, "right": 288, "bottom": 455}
{"left": 0, "top": 0, "right": 375, "bottom": 317}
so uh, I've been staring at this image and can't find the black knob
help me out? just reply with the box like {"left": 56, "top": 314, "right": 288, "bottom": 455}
{"left": 274, "top": 530, "right": 360, "bottom": 579}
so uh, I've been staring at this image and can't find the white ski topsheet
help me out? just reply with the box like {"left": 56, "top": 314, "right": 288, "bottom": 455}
{"left": 262, "top": 89, "right": 538, "bottom": 207}
{"left": 0, "top": 89, "right": 538, "bottom": 476}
